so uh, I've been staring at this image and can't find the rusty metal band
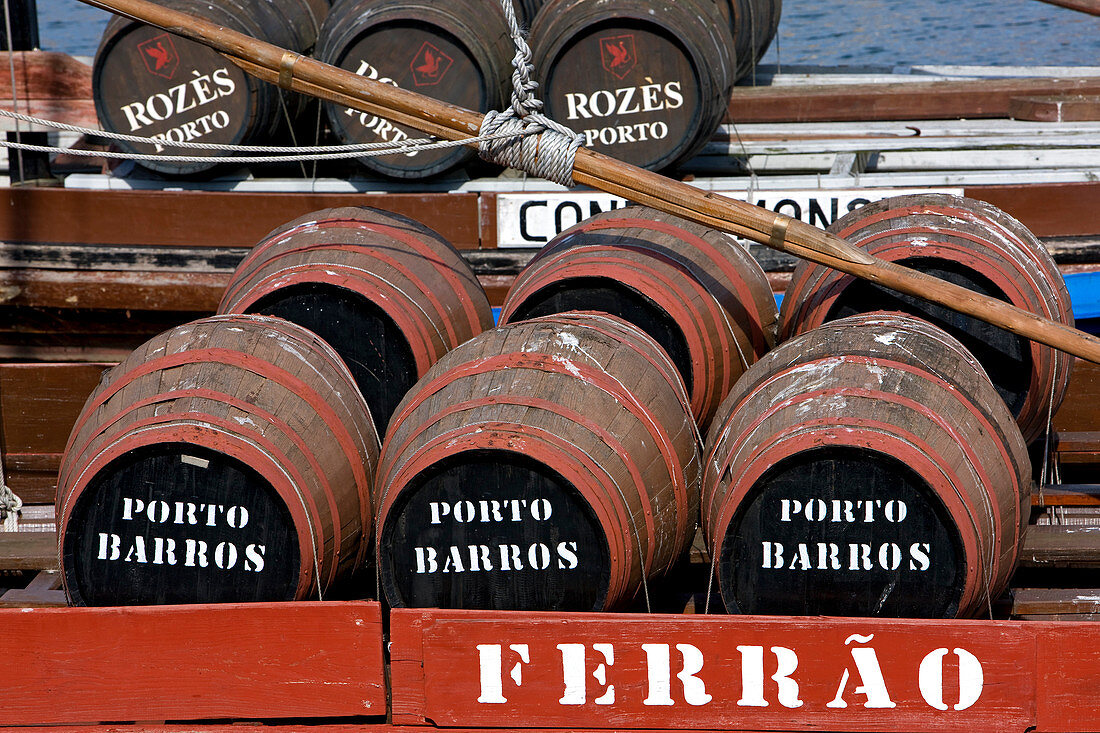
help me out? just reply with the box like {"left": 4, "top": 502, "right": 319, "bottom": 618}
{"left": 278, "top": 52, "right": 302, "bottom": 91}
{"left": 769, "top": 213, "right": 790, "bottom": 250}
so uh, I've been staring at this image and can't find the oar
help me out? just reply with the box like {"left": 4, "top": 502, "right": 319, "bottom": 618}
{"left": 77, "top": 0, "right": 1100, "bottom": 364}
{"left": 1031, "top": 0, "right": 1100, "bottom": 17}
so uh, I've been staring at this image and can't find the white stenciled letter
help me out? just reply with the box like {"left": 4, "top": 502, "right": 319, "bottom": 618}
{"left": 919, "top": 647, "right": 984, "bottom": 711}
{"left": 827, "top": 634, "right": 896, "bottom": 709}
{"left": 558, "top": 643, "right": 615, "bottom": 705}
{"left": 642, "top": 644, "right": 711, "bottom": 706}
{"left": 737, "top": 646, "right": 802, "bottom": 708}
{"left": 675, "top": 644, "right": 712, "bottom": 706}
{"left": 477, "top": 643, "right": 530, "bottom": 703}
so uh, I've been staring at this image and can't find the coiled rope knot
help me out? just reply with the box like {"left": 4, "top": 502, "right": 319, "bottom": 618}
{"left": 0, "top": 468, "right": 22, "bottom": 532}
{"left": 477, "top": 0, "right": 584, "bottom": 187}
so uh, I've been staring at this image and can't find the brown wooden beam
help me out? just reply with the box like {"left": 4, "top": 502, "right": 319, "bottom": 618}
{"left": 729, "top": 77, "right": 1100, "bottom": 123}
{"left": 1031, "top": 0, "right": 1100, "bottom": 16}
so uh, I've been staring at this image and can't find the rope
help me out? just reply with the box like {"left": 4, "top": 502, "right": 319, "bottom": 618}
{"left": 3, "top": 0, "right": 26, "bottom": 182}
{"left": 1039, "top": 350, "right": 1061, "bottom": 492}
{"left": 477, "top": 0, "right": 584, "bottom": 187}
{"left": 0, "top": 453, "right": 22, "bottom": 532}
{"left": 0, "top": 129, "right": 523, "bottom": 164}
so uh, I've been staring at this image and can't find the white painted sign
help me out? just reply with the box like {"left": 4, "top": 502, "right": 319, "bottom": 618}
{"left": 496, "top": 187, "right": 965, "bottom": 248}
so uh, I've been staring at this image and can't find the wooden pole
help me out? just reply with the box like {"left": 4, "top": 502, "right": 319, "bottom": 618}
{"left": 1031, "top": 0, "right": 1100, "bottom": 17}
{"left": 76, "top": 0, "right": 1100, "bottom": 364}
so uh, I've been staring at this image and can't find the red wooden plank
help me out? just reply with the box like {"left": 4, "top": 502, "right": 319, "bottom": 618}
{"left": 0, "top": 601, "right": 386, "bottom": 725}
{"left": 391, "top": 610, "right": 1035, "bottom": 733}
{"left": 391, "top": 609, "right": 431, "bottom": 724}
{"left": 1035, "top": 623, "right": 1100, "bottom": 731}
{"left": 0, "top": 721, "right": 792, "bottom": 726}
{"left": 0, "top": 51, "right": 91, "bottom": 100}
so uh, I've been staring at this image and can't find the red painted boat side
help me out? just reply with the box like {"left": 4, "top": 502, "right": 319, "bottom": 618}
{"left": 0, "top": 601, "right": 386, "bottom": 725}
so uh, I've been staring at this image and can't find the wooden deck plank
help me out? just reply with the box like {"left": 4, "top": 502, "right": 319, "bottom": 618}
{"left": 0, "top": 530, "right": 56, "bottom": 571}
{"left": 727, "top": 77, "right": 1100, "bottom": 123}
{"left": 1019, "top": 525, "right": 1100, "bottom": 567}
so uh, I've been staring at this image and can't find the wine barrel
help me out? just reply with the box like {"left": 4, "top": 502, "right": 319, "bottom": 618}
{"left": 218, "top": 206, "right": 493, "bottom": 435}
{"left": 56, "top": 314, "right": 380, "bottom": 606}
{"left": 517, "top": 0, "right": 547, "bottom": 25}
{"left": 720, "top": 0, "right": 783, "bottom": 83}
{"left": 530, "top": 0, "right": 735, "bottom": 172}
{"left": 780, "top": 193, "right": 1073, "bottom": 443}
{"left": 499, "top": 205, "right": 777, "bottom": 429}
{"left": 703, "top": 313, "right": 1032, "bottom": 618}
{"left": 316, "top": 0, "right": 513, "bottom": 178}
{"left": 376, "top": 312, "right": 701, "bottom": 611}
{"left": 92, "top": 0, "right": 328, "bottom": 175}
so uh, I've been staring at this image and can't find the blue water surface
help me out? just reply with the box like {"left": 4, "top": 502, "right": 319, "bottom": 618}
{"left": 34, "top": 0, "right": 1100, "bottom": 66}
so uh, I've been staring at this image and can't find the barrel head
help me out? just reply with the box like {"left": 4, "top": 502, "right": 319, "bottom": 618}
{"left": 718, "top": 447, "right": 965, "bottom": 618}
{"left": 93, "top": 23, "right": 254, "bottom": 175}
{"left": 380, "top": 450, "right": 611, "bottom": 611}
{"left": 825, "top": 257, "right": 1031, "bottom": 418}
{"left": 62, "top": 443, "right": 300, "bottom": 606}
{"left": 251, "top": 283, "right": 416, "bottom": 435}
{"left": 540, "top": 22, "right": 702, "bottom": 171}
{"left": 508, "top": 277, "right": 694, "bottom": 395}
{"left": 323, "top": 21, "right": 487, "bottom": 177}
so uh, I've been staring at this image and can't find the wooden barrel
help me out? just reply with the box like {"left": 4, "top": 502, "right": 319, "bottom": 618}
{"left": 516, "top": 0, "right": 546, "bottom": 25}
{"left": 316, "top": 0, "right": 513, "bottom": 178}
{"left": 92, "top": 0, "right": 328, "bottom": 175}
{"left": 780, "top": 193, "right": 1074, "bottom": 443}
{"left": 217, "top": 206, "right": 494, "bottom": 435}
{"left": 56, "top": 314, "right": 380, "bottom": 606}
{"left": 376, "top": 312, "right": 701, "bottom": 611}
{"left": 720, "top": 0, "right": 783, "bottom": 83}
{"left": 703, "top": 312, "right": 1031, "bottom": 618}
{"left": 499, "top": 206, "right": 777, "bottom": 429}
{"left": 530, "top": 0, "right": 735, "bottom": 172}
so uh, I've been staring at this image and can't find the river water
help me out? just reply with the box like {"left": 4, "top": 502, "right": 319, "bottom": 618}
{"left": 32, "top": 0, "right": 1100, "bottom": 67}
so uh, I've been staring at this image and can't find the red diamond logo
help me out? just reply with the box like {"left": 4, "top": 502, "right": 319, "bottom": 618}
{"left": 600, "top": 34, "right": 636, "bottom": 79}
{"left": 138, "top": 33, "right": 180, "bottom": 80}
{"left": 410, "top": 41, "right": 453, "bottom": 87}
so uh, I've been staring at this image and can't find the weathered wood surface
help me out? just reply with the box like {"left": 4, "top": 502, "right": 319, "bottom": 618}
{"left": 0, "top": 51, "right": 91, "bottom": 100}
{"left": 390, "top": 608, "right": 1100, "bottom": 732}
{"left": 1019, "top": 525, "right": 1100, "bottom": 567}
{"left": 0, "top": 362, "right": 108, "bottom": 502}
{"left": 0, "top": 601, "right": 386, "bottom": 725}
{"left": 0, "top": 531, "right": 57, "bottom": 571}
{"left": 0, "top": 568, "right": 64, "bottom": 606}
{"left": 0, "top": 51, "right": 96, "bottom": 130}
{"left": 728, "top": 77, "right": 1100, "bottom": 123}
{"left": 1010, "top": 95, "right": 1100, "bottom": 122}
{"left": 1010, "top": 587, "right": 1100, "bottom": 615}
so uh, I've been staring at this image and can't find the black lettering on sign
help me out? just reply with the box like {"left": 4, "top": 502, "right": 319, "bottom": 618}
{"left": 554, "top": 201, "right": 585, "bottom": 234}
{"left": 520, "top": 201, "right": 549, "bottom": 243}
{"left": 719, "top": 447, "right": 964, "bottom": 617}
{"left": 62, "top": 443, "right": 299, "bottom": 605}
{"left": 808, "top": 198, "right": 840, "bottom": 228}
{"left": 380, "top": 451, "right": 609, "bottom": 611}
